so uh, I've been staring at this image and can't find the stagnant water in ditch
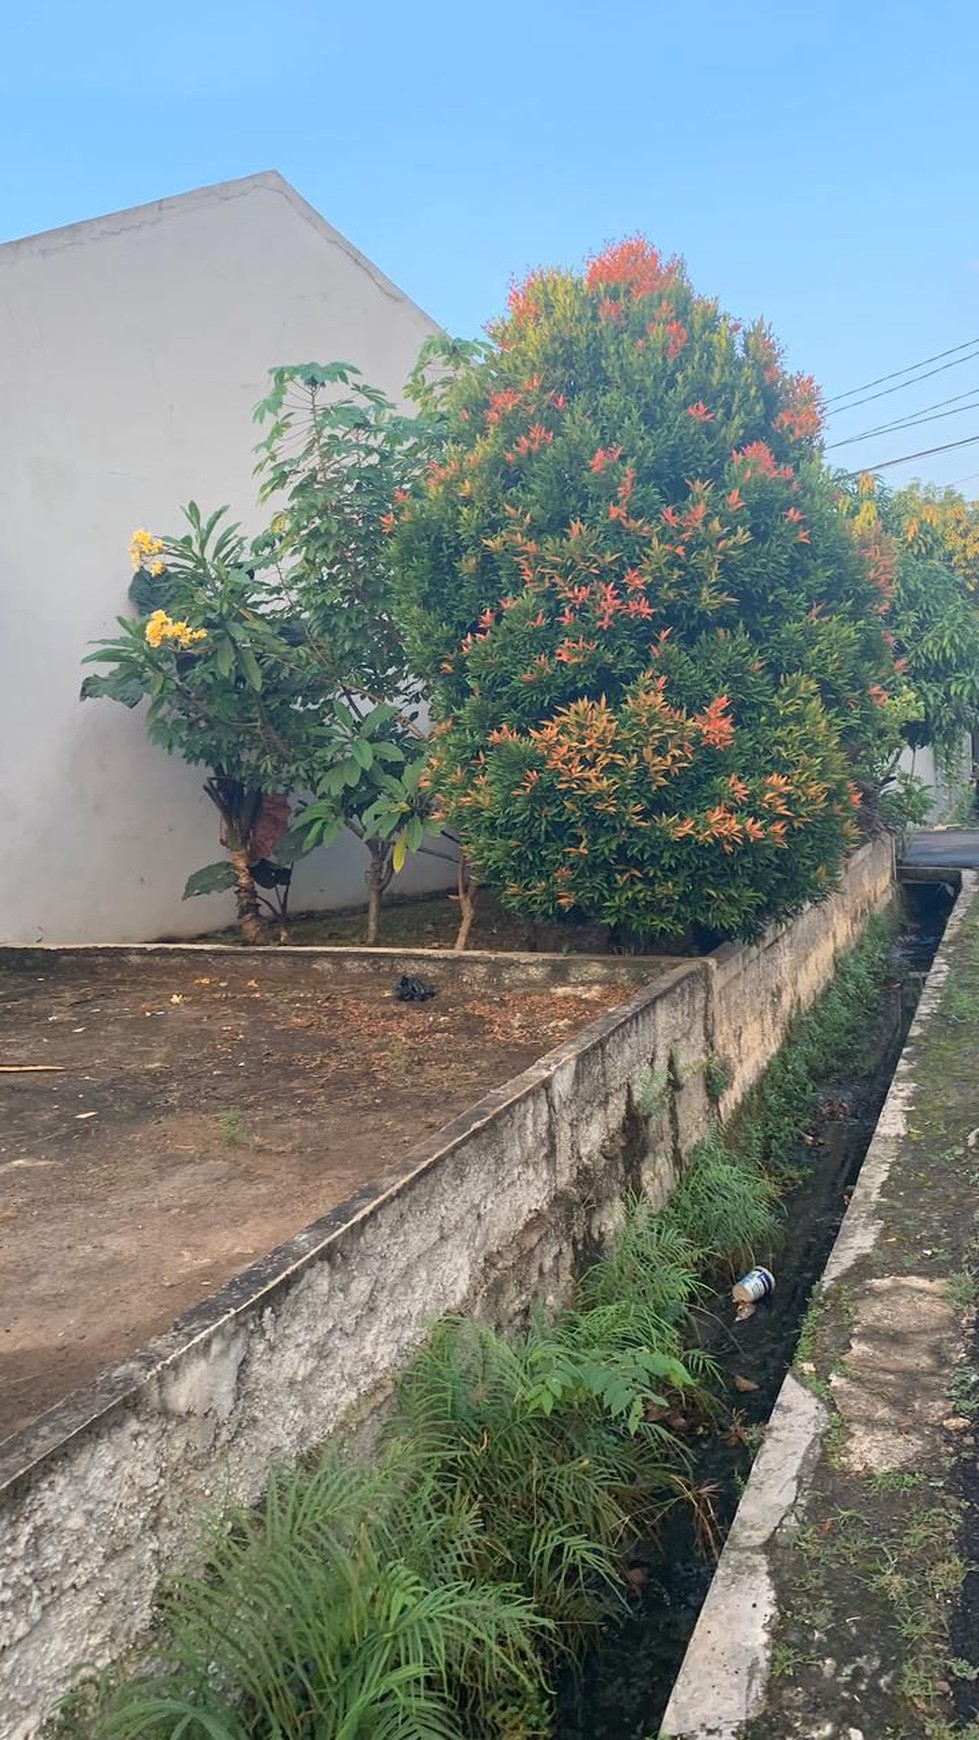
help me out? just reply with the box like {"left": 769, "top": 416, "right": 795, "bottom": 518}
{"left": 555, "top": 879, "right": 955, "bottom": 1740}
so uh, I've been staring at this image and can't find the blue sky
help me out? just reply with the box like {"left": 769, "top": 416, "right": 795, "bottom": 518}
{"left": 4, "top": 0, "right": 979, "bottom": 489}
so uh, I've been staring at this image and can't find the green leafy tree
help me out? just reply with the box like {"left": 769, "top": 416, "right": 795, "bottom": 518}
{"left": 842, "top": 475, "right": 979, "bottom": 777}
{"left": 392, "top": 239, "right": 897, "bottom": 944}
{"left": 893, "top": 477, "right": 979, "bottom": 597}
{"left": 251, "top": 362, "right": 443, "bottom": 942}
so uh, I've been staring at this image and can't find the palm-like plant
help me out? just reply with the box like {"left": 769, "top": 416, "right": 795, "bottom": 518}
{"left": 63, "top": 1450, "right": 550, "bottom": 1740}
{"left": 387, "top": 1312, "right": 702, "bottom": 1644}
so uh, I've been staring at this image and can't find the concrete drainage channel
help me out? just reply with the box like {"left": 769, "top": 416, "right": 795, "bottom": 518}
{"left": 655, "top": 871, "right": 975, "bottom": 1740}
{"left": 552, "top": 883, "right": 959, "bottom": 1740}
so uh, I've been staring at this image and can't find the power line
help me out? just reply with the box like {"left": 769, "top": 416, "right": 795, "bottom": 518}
{"left": 826, "top": 395, "right": 979, "bottom": 451}
{"left": 826, "top": 336, "right": 979, "bottom": 406}
{"left": 828, "top": 379, "right": 979, "bottom": 442}
{"left": 844, "top": 431, "right": 979, "bottom": 476}
{"left": 826, "top": 346, "right": 979, "bottom": 417}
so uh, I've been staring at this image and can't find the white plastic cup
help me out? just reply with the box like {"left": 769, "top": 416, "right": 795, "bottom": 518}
{"left": 732, "top": 1266, "right": 775, "bottom": 1304}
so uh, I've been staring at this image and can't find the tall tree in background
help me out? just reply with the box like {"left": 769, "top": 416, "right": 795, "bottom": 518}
{"left": 842, "top": 474, "right": 979, "bottom": 789}
{"left": 893, "top": 480, "right": 979, "bottom": 598}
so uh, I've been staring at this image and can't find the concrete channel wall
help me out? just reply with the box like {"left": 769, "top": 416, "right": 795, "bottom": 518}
{"left": 0, "top": 838, "right": 894, "bottom": 1738}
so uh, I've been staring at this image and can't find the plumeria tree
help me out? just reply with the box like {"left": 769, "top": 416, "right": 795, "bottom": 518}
{"left": 82, "top": 508, "right": 313, "bottom": 942}
{"left": 391, "top": 239, "right": 899, "bottom": 945}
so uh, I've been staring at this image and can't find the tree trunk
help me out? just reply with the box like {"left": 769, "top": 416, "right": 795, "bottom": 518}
{"left": 365, "top": 843, "right": 394, "bottom": 946}
{"left": 228, "top": 845, "right": 267, "bottom": 946}
{"left": 453, "top": 855, "right": 478, "bottom": 952}
{"left": 366, "top": 874, "right": 382, "bottom": 947}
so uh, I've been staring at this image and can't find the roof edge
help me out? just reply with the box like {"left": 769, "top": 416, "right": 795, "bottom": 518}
{"left": 0, "top": 171, "right": 440, "bottom": 330}
{"left": 0, "top": 171, "right": 285, "bottom": 255}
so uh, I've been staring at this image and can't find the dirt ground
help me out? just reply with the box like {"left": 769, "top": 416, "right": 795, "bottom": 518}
{"left": 0, "top": 956, "right": 631, "bottom": 1445}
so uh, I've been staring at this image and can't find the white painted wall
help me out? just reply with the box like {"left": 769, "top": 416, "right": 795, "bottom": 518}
{"left": 899, "top": 733, "right": 973, "bottom": 823}
{"left": 0, "top": 173, "right": 450, "bottom": 943}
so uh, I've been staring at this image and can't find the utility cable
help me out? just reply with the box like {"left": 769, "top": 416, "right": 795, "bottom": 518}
{"left": 826, "top": 347, "right": 979, "bottom": 417}
{"left": 827, "top": 396, "right": 979, "bottom": 450}
{"left": 844, "top": 431, "right": 979, "bottom": 476}
{"left": 825, "top": 336, "right": 979, "bottom": 406}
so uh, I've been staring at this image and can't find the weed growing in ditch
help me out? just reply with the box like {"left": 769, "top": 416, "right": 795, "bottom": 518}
{"left": 59, "top": 1297, "right": 712, "bottom": 1740}
{"left": 731, "top": 911, "right": 895, "bottom": 1182}
{"left": 60, "top": 1448, "right": 552, "bottom": 1740}
{"left": 576, "top": 1207, "right": 704, "bottom": 1330}
{"left": 387, "top": 1314, "right": 703, "bottom": 1639}
{"left": 637, "top": 1065, "right": 669, "bottom": 1118}
{"left": 703, "top": 1055, "right": 731, "bottom": 1104}
{"left": 668, "top": 1133, "right": 776, "bottom": 1268}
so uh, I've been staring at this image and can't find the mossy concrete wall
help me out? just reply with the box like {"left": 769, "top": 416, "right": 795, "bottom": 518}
{"left": 0, "top": 839, "right": 894, "bottom": 1739}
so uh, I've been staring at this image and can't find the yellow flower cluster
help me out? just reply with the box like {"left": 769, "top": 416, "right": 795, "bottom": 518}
{"left": 144, "top": 609, "right": 208, "bottom": 651}
{"left": 129, "top": 527, "right": 165, "bottom": 572}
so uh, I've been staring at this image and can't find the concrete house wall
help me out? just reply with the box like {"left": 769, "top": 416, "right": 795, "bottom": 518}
{"left": 0, "top": 173, "right": 448, "bottom": 944}
{"left": 898, "top": 734, "right": 973, "bottom": 824}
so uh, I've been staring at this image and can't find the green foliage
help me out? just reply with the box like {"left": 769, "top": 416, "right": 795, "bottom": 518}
{"left": 668, "top": 1134, "right": 777, "bottom": 1265}
{"left": 182, "top": 861, "right": 237, "bottom": 900}
{"left": 61, "top": 1450, "right": 550, "bottom": 1740}
{"left": 893, "top": 477, "right": 979, "bottom": 598}
{"left": 893, "top": 551, "right": 979, "bottom": 769}
{"left": 252, "top": 364, "right": 436, "bottom": 885}
{"left": 840, "top": 476, "right": 979, "bottom": 776}
{"left": 392, "top": 240, "right": 897, "bottom": 942}
{"left": 578, "top": 1207, "right": 704, "bottom": 1329}
{"left": 732, "top": 911, "right": 894, "bottom": 1180}
{"left": 82, "top": 365, "right": 442, "bottom": 939}
{"left": 81, "top": 508, "right": 319, "bottom": 938}
{"left": 704, "top": 1055, "right": 731, "bottom": 1102}
{"left": 875, "top": 769, "right": 933, "bottom": 831}
{"left": 388, "top": 1315, "right": 698, "bottom": 1639}
{"left": 82, "top": 505, "right": 311, "bottom": 786}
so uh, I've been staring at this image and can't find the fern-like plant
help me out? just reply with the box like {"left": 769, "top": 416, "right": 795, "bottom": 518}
{"left": 387, "top": 1311, "right": 703, "bottom": 1645}
{"left": 59, "top": 1449, "right": 550, "bottom": 1740}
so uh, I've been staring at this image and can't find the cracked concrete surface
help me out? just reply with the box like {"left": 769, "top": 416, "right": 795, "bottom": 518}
{"left": 830, "top": 1275, "right": 961, "bottom": 1472}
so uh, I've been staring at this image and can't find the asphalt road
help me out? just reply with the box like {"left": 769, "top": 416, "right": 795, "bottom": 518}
{"left": 901, "top": 828, "right": 979, "bottom": 868}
